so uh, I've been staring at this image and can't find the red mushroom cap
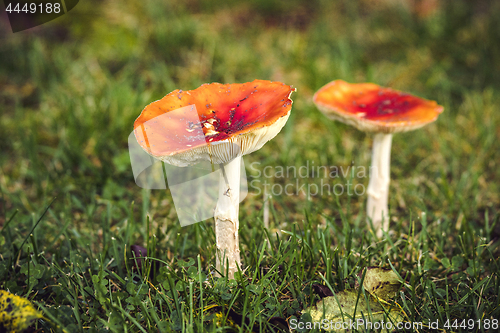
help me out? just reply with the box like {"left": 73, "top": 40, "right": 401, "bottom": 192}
{"left": 134, "top": 80, "right": 295, "bottom": 166}
{"left": 313, "top": 80, "right": 444, "bottom": 133}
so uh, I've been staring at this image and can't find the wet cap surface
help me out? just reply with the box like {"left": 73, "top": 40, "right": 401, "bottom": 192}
{"left": 313, "top": 80, "right": 444, "bottom": 133}
{"left": 134, "top": 80, "right": 295, "bottom": 156}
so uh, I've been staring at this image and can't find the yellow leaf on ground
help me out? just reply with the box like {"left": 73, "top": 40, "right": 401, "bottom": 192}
{"left": 0, "top": 290, "right": 43, "bottom": 333}
{"left": 362, "top": 267, "right": 402, "bottom": 300}
{"left": 303, "top": 268, "right": 405, "bottom": 332}
{"left": 304, "top": 290, "right": 404, "bottom": 332}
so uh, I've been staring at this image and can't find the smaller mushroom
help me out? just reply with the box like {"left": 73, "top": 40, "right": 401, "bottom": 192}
{"left": 313, "top": 80, "right": 443, "bottom": 237}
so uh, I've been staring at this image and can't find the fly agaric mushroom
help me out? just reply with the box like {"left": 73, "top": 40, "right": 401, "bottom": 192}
{"left": 313, "top": 80, "right": 443, "bottom": 237}
{"left": 134, "top": 80, "right": 295, "bottom": 278}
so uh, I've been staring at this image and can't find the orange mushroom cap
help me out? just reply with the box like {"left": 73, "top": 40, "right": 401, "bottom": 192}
{"left": 313, "top": 80, "right": 444, "bottom": 133}
{"left": 134, "top": 80, "right": 295, "bottom": 166}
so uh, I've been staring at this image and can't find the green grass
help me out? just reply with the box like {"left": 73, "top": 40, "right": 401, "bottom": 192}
{"left": 1, "top": 0, "right": 499, "bottom": 331}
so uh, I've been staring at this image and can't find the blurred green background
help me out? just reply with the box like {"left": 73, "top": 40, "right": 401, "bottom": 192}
{"left": 1, "top": 0, "right": 499, "bottom": 331}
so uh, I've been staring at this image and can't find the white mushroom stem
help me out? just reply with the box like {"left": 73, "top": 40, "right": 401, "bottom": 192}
{"left": 214, "top": 156, "right": 241, "bottom": 278}
{"left": 263, "top": 186, "right": 270, "bottom": 229}
{"left": 366, "top": 133, "right": 392, "bottom": 237}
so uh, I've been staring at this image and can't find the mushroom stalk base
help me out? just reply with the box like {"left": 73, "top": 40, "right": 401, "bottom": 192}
{"left": 214, "top": 157, "right": 241, "bottom": 279}
{"left": 367, "top": 133, "right": 392, "bottom": 237}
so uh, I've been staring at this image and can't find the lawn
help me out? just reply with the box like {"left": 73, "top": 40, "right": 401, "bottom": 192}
{"left": 1, "top": 0, "right": 499, "bottom": 332}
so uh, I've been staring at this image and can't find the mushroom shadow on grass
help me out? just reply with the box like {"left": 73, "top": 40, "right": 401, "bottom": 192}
{"left": 313, "top": 80, "right": 443, "bottom": 237}
{"left": 132, "top": 80, "right": 296, "bottom": 278}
